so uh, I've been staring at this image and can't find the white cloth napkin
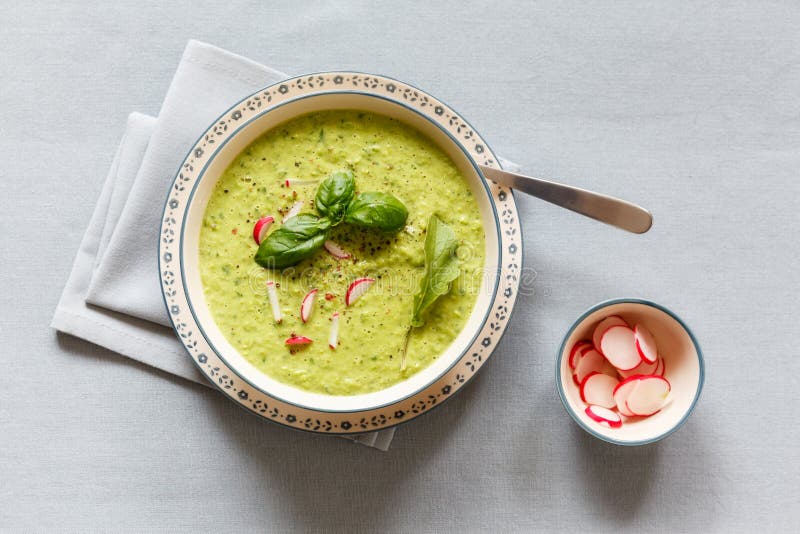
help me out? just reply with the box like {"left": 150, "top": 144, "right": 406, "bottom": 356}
{"left": 52, "top": 40, "right": 517, "bottom": 452}
{"left": 51, "top": 40, "right": 396, "bottom": 450}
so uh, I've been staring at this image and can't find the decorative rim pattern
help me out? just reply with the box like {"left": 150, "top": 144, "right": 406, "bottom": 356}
{"left": 555, "top": 298, "right": 705, "bottom": 446}
{"left": 158, "top": 72, "right": 522, "bottom": 434}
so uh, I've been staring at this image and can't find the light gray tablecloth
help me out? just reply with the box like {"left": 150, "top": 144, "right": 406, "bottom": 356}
{"left": 2, "top": 1, "right": 798, "bottom": 531}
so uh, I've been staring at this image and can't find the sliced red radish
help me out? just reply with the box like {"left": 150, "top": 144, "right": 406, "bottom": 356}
{"left": 300, "top": 289, "right": 317, "bottom": 323}
{"left": 659, "top": 394, "right": 674, "bottom": 411}
{"left": 324, "top": 240, "right": 351, "bottom": 259}
{"left": 618, "top": 401, "right": 636, "bottom": 417}
{"left": 282, "top": 200, "right": 304, "bottom": 222}
{"left": 618, "top": 356, "right": 658, "bottom": 378}
{"left": 580, "top": 372, "right": 619, "bottom": 408}
{"left": 252, "top": 216, "right": 274, "bottom": 245}
{"left": 600, "top": 325, "right": 642, "bottom": 371}
{"left": 592, "top": 315, "right": 628, "bottom": 350}
{"left": 285, "top": 335, "right": 313, "bottom": 345}
{"left": 625, "top": 375, "right": 671, "bottom": 416}
{"left": 634, "top": 324, "right": 658, "bottom": 364}
{"left": 574, "top": 349, "right": 606, "bottom": 384}
{"left": 613, "top": 376, "right": 641, "bottom": 416}
{"left": 654, "top": 357, "right": 666, "bottom": 377}
{"left": 345, "top": 277, "right": 375, "bottom": 306}
{"left": 329, "top": 312, "right": 340, "bottom": 349}
{"left": 266, "top": 281, "right": 282, "bottom": 323}
{"left": 600, "top": 359, "right": 619, "bottom": 378}
{"left": 571, "top": 344, "right": 595, "bottom": 371}
{"left": 285, "top": 178, "right": 320, "bottom": 188}
{"left": 585, "top": 405, "right": 623, "bottom": 428}
{"left": 567, "top": 314, "right": 675, "bottom": 423}
{"left": 613, "top": 375, "right": 640, "bottom": 396}
{"left": 568, "top": 340, "right": 593, "bottom": 370}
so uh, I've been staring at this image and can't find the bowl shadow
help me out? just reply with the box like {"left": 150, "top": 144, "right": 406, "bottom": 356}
{"left": 54, "top": 319, "right": 494, "bottom": 529}
{"left": 205, "top": 372, "right": 476, "bottom": 531}
{"left": 569, "top": 422, "right": 659, "bottom": 520}
{"left": 568, "top": 414, "right": 717, "bottom": 530}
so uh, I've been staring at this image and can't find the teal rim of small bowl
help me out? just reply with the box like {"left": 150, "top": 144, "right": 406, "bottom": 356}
{"left": 555, "top": 298, "right": 705, "bottom": 446}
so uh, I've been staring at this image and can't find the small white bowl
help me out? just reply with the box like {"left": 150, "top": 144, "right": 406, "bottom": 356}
{"left": 556, "top": 298, "right": 704, "bottom": 445}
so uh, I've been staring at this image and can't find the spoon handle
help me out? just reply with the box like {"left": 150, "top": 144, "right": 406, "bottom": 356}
{"left": 478, "top": 165, "right": 653, "bottom": 234}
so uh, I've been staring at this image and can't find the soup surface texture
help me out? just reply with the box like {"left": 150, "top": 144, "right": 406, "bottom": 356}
{"left": 199, "top": 110, "right": 485, "bottom": 395}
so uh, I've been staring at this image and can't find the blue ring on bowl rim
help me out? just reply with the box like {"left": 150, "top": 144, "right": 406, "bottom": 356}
{"left": 173, "top": 89, "right": 504, "bottom": 413}
{"left": 555, "top": 298, "right": 705, "bottom": 446}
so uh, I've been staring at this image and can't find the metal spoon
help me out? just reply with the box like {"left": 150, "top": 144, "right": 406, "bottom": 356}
{"left": 479, "top": 165, "right": 653, "bottom": 234}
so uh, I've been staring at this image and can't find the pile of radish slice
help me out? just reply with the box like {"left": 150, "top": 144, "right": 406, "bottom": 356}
{"left": 253, "top": 208, "right": 371, "bottom": 351}
{"left": 266, "top": 278, "right": 375, "bottom": 350}
{"left": 569, "top": 315, "right": 671, "bottom": 429}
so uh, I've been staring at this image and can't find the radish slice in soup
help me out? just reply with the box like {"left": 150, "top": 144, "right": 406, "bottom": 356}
{"left": 285, "top": 335, "right": 313, "bottom": 345}
{"left": 300, "top": 289, "right": 317, "bottom": 323}
{"left": 346, "top": 278, "right": 375, "bottom": 306}
{"left": 282, "top": 201, "right": 304, "bottom": 222}
{"left": 266, "top": 281, "right": 282, "bottom": 324}
{"left": 329, "top": 312, "right": 340, "bottom": 349}
{"left": 324, "top": 240, "right": 351, "bottom": 259}
{"left": 252, "top": 216, "right": 274, "bottom": 245}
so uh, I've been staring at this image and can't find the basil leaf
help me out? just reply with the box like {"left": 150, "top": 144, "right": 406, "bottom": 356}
{"left": 410, "top": 215, "right": 460, "bottom": 327}
{"left": 254, "top": 214, "right": 330, "bottom": 269}
{"left": 315, "top": 170, "right": 355, "bottom": 224}
{"left": 344, "top": 191, "right": 408, "bottom": 232}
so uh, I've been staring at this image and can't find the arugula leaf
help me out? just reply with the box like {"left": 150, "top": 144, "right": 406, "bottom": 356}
{"left": 254, "top": 214, "right": 330, "bottom": 269}
{"left": 344, "top": 191, "right": 408, "bottom": 232}
{"left": 410, "top": 215, "right": 460, "bottom": 327}
{"left": 315, "top": 170, "right": 355, "bottom": 224}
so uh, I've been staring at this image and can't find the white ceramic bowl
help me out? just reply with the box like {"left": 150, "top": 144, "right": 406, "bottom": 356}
{"left": 557, "top": 298, "right": 704, "bottom": 445}
{"left": 159, "top": 73, "right": 522, "bottom": 434}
